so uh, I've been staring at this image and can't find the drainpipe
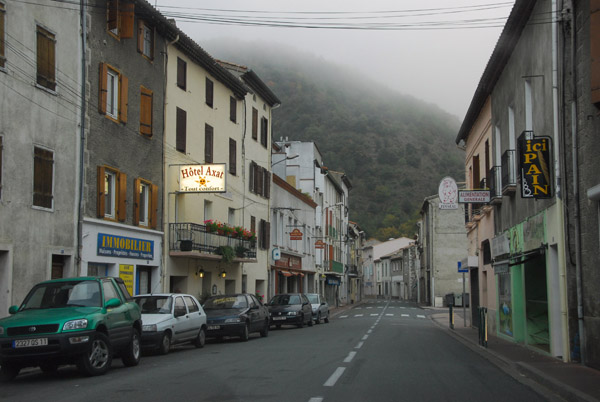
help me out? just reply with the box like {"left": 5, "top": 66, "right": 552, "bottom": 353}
{"left": 76, "top": 0, "right": 87, "bottom": 276}
{"left": 567, "top": 0, "right": 586, "bottom": 365}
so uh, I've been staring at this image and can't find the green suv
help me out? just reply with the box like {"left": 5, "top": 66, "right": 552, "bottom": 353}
{"left": 0, "top": 277, "right": 142, "bottom": 380}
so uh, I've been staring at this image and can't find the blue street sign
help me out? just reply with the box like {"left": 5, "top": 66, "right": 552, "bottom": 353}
{"left": 458, "top": 261, "right": 468, "bottom": 273}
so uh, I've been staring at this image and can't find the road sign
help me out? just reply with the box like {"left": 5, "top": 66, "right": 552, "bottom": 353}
{"left": 458, "top": 261, "right": 468, "bottom": 273}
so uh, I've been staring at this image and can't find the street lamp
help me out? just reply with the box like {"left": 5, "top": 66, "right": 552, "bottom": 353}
{"left": 271, "top": 154, "right": 299, "bottom": 167}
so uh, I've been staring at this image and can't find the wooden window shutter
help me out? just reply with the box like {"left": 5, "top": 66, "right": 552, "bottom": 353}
{"left": 229, "top": 138, "right": 236, "bottom": 175}
{"left": 133, "top": 178, "right": 141, "bottom": 226}
{"left": 592, "top": 0, "right": 600, "bottom": 105}
{"left": 33, "top": 147, "right": 53, "bottom": 208}
{"left": 251, "top": 216, "right": 256, "bottom": 234}
{"left": 472, "top": 155, "right": 480, "bottom": 188}
{"left": 260, "top": 117, "right": 268, "bottom": 147}
{"left": 36, "top": 26, "right": 55, "bottom": 91}
{"left": 137, "top": 20, "right": 145, "bottom": 53}
{"left": 326, "top": 209, "right": 329, "bottom": 235}
{"left": 205, "top": 124, "right": 213, "bottom": 163}
{"left": 120, "top": 3, "right": 135, "bottom": 39}
{"left": 140, "top": 86, "right": 153, "bottom": 136}
{"left": 230, "top": 97, "right": 236, "bottom": 122}
{"left": 177, "top": 58, "right": 186, "bottom": 90}
{"left": 107, "top": 0, "right": 119, "bottom": 32}
{"left": 265, "top": 221, "right": 271, "bottom": 250}
{"left": 119, "top": 74, "right": 128, "bottom": 123}
{"left": 259, "top": 219, "right": 266, "bottom": 249}
{"left": 256, "top": 166, "right": 263, "bottom": 195}
{"left": 252, "top": 108, "right": 258, "bottom": 140}
{"left": 249, "top": 162, "right": 255, "bottom": 192}
{"left": 98, "top": 63, "right": 108, "bottom": 114}
{"left": 205, "top": 78, "right": 213, "bottom": 107}
{"left": 97, "top": 166, "right": 106, "bottom": 217}
{"left": 117, "top": 171, "right": 127, "bottom": 222}
{"left": 176, "top": 107, "right": 186, "bottom": 153}
{"left": 265, "top": 170, "right": 271, "bottom": 199}
{"left": 150, "top": 183, "right": 158, "bottom": 229}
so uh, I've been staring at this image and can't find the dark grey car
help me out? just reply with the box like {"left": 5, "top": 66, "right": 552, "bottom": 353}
{"left": 268, "top": 293, "right": 313, "bottom": 329}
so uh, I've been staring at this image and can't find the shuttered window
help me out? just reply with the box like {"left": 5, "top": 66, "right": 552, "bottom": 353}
{"left": 230, "top": 96, "right": 237, "bottom": 123}
{"left": 205, "top": 124, "right": 213, "bottom": 163}
{"left": 248, "top": 161, "right": 270, "bottom": 198}
{"left": 259, "top": 219, "right": 270, "bottom": 250}
{"left": 107, "top": 0, "right": 134, "bottom": 39}
{"left": 177, "top": 57, "right": 186, "bottom": 90}
{"left": 592, "top": 0, "right": 600, "bottom": 105}
{"left": 97, "top": 166, "right": 126, "bottom": 221}
{"left": 205, "top": 78, "right": 213, "bottom": 108}
{"left": 0, "top": 3, "right": 5, "bottom": 69}
{"left": 36, "top": 26, "right": 55, "bottom": 91}
{"left": 176, "top": 107, "right": 186, "bottom": 153}
{"left": 140, "top": 86, "right": 153, "bottom": 136}
{"left": 260, "top": 117, "right": 268, "bottom": 147}
{"left": 98, "top": 62, "right": 128, "bottom": 123}
{"left": 229, "top": 138, "right": 236, "bottom": 176}
{"left": 252, "top": 108, "right": 258, "bottom": 140}
{"left": 33, "top": 147, "right": 53, "bottom": 209}
{"left": 137, "top": 20, "right": 154, "bottom": 60}
{"left": 133, "top": 178, "right": 158, "bottom": 228}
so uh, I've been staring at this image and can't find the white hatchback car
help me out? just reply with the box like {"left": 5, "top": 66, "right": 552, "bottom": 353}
{"left": 134, "top": 293, "right": 207, "bottom": 355}
{"left": 305, "top": 293, "right": 330, "bottom": 324}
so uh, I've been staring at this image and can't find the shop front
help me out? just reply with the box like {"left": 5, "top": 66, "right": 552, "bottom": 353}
{"left": 81, "top": 218, "right": 163, "bottom": 296}
{"left": 271, "top": 252, "right": 307, "bottom": 295}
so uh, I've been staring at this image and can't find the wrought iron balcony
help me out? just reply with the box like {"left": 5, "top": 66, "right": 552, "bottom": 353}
{"left": 169, "top": 222, "right": 257, "bottom": 261}
{"left": 501, "top": 150, "right": 517, "bottom": 195}
{"left": 488, "top": 166, "right": 503, "bottom": 204}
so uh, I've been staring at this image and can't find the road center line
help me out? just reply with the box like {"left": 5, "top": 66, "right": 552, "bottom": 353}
{"left": 355, "top": 341, "right": 364, "bottom": 349}
{"left": 344, "top": 351, "right": 357, "bottom": 363}
{"left": 324, "top": 367, "right": 346, "bottom": 387}
{"left": 308, "top": 398, "right": 323, "bottom": 402}
{"left": 362, "top": 334, "right": 369, "bottom": 340}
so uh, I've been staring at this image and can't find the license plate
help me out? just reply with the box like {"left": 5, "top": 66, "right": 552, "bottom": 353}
{"left": 272, "top": 317, "right": 286, "bottom": 321}
{"left": 207, "top": 325, "right": 220, "bottom": 330}
{"left": 13, "top": 338, "right": 48, "bottom": 348}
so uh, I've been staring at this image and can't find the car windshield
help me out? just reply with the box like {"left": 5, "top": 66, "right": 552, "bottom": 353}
{"left": 269, "top": 294, "right": 301, "bottom": 306}
{"left": 20, "top": 280, "right": 102, "bottom": 310}
{"left": 306, "top": 294, "right": 319, "bottom": 304}
{"left": 203, "top": 295, "right": 248, "bottom": 310}
{"left": 135, "top": 296, "right": 172, "bottom": 314}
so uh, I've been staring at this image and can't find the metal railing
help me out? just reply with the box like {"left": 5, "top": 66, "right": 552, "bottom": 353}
{"left": 501, "top": 150, "right": 517, "bottom": 193}
{"left": 169, "top": 222, "right": 257, "bottom": 259}
{"left": 488, "top": 166, "right": 502, "bottom": 201}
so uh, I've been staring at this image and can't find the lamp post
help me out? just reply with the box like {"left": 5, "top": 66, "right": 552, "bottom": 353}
{"left": 271, "top": 154, "right": 299, "bottom": 167}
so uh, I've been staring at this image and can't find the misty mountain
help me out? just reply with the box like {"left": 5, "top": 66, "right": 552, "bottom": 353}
{"left": 205, "top": 39, "right": 464, "bottom": 239}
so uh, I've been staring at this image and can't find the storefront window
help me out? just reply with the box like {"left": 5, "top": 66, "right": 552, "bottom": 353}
{"left": 498, "top": 268, "right": 513, "bottom": 337}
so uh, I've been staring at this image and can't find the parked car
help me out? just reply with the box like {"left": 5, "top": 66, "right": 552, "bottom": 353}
{"left": 203, "top": 294, "right": 269, "bottom": 341}
{"left": 134, "top": 293, "right": 207, "bottom": 354}
{"left": 268, "top": 293, "right": 313, "bottom": 328}
{"left": 305, "top": 293, "right": 330, "bottom": 324}
{"left": 0, "top": 277, "right": 141, "bottom": 381}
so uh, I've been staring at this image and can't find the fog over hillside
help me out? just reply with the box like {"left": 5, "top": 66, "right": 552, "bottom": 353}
{"left": 204, "top": 38, "right": 464, "bottom": 239}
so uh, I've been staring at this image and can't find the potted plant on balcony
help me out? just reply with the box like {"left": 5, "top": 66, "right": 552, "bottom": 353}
{"left": 204, "top": 220, "right": 219, "bottom": 233}
{"left": 235, "top": 244, "right": 248, "bottom": 258}
{"left": 233, "top": 226, "right": 245, "bottom": 238}
{"left": 216, "top": 245, "right": 235, "bottom": 263}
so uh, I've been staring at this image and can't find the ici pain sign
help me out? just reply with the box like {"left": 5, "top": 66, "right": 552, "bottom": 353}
{"left": 179, "top": 164, "right": 226, "bottom": 193}
{"left": 519, "top": 133, "right": 552, "bottom": 199}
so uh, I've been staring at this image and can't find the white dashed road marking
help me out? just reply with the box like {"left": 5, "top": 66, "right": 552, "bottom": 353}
{"left": 401, "top": 314, "right": 409, "bottom": 317}
{"left": 344, "top": 351, "right": 357, "bottom": 363}
{"left": 417, "top": 315, "right": 426, "bottom": 319}
{"left": 324, "top": 367, "right": 346, "bottom": 387}
{"left": 355, "top": 341, "right": 364, "bottom": 349}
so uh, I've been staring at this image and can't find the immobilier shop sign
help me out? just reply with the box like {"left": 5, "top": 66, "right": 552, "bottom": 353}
{"left": 519, "top": 134, "right": 552, "bottom": 199}
{"left": 179, "top": 164, "right": 226, "bottom": 193}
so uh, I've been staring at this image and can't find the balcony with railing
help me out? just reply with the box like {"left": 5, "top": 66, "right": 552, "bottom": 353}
{"left": 169, "top": 222, "right": 257, "bottom": 262}
{"left": 501, "top": 150, "right": 517, "bottom": 195}
{"left": 488, "top": 166, "right": 503, "bottom": 204}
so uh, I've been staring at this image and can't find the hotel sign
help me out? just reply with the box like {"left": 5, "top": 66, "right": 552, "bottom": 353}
{"left": 179, "top": 164, "right": 226, "bottom": 193}
{"left": 519, "top": 134, "right": 552, "bottom": 199}
{"left": 97, "top": 233, "right": 154, "bottom": 260}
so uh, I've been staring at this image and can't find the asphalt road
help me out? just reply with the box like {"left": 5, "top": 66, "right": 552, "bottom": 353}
{"left": 0, "top": 300, "right": 550, "bottom": 402}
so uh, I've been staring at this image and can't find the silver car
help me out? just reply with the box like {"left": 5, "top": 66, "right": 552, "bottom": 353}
{"left": 305, "top": 293, "right": 329, "bottom": 324}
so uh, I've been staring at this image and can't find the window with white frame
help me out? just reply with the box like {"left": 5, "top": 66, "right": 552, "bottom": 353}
{"left": 138, "top": 181, "right": 149, "bottom": 226}
{"left": 106, "top": 68, "right": 119, "bottom": 119}
{"left": 104, "top": 169, "right": 117, "bottom": 219}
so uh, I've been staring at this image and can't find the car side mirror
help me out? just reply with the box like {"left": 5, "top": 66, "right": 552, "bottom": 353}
{"left": 106, "top": 298, "right": 122, "bottom": 309}
{"left": 8, "top": 305, "right": 19, "bottom": 314}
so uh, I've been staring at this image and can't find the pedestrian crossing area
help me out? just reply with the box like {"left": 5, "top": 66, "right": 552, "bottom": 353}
{"left": 337, "top": 301, "right": 428, "bottom": 320}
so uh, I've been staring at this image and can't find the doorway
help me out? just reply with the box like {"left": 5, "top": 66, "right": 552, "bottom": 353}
{"left": 470, "top": 268, "right": 480, "bottom": 328}
{"left": 524, "top": 254, "right": 549, "bottom": 352}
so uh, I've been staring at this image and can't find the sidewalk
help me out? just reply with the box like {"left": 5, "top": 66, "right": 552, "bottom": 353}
{"left": 429, "top": 308, "right": 600, "bottom": 402}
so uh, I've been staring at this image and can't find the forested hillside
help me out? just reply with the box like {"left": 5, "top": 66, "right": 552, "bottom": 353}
{"left": 206, "top": 40, "right": 464, "bottom": 239}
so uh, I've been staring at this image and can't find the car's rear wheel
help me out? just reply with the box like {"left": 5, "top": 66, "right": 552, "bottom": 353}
{"left": 159, "top": 332, "right": 171, "bottom": 355}
{"left": 0, "top": 363, "right": 20, "bottom": 381}
{"left": 308, "top": 314, "right": 313, "bottom": 327}
{"left": 194, "top": 328, "right": 206, "bottom": 348}
{"left": 324, "top": 312, "right": 330, "bottom": 323}
{"left": 316, "top": 312, "right": 321, "bottom": 324}
{"left": 77, "top": 332, "right": 112, "bottom": 377}
{"left": 121, "top": 329, "right": 141, "bottom": 367}
{"left": 240, "top": 323, "right": 250, "bottom": 342}
{"left": 260, "top": 319, "right": 269, "bottom": 337}
{"left": 297, "top": 314, "right": 305, "bottom": 328}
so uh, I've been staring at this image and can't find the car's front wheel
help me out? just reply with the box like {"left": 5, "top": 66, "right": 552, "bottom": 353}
{"left": 240, "top": 323, "right": 250, "bottom": 342}
{"left": 308, "top": 313, "right": 313, "bottom": 327}
{"left": 121, "top": 329, "right": 141, "bottom": 367}
{"left": 77, "top": 332, "right": 112, "bottom": 376}
{"left": 159, "top": 332, "right": 171, "bottom": 355}
{"left": 260, "top": 319, "right": 269, "bottom": 337}
{"left": 194, "top": 328, "right": 206, "bottom": 348}
{"left": 316, "top": 312, "right": 321, "bottom": 324}
{"left": 297, "top": 314, "right": 305, "bottom": 328}
{"left": 0, "top": 363, "right": 20, "bottom": 381}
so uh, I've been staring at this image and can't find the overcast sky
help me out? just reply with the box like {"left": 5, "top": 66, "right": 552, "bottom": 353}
{"left": 155, "top": 1, "right": 514, "bottom": 119}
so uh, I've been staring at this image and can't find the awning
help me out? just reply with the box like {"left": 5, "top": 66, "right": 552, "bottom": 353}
{"left": 279, "top": 271, "right": 292, "bottom": 277}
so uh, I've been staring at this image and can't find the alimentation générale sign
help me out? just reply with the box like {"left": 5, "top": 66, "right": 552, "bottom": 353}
{"left": 97, "top": 233, "right": 154, "bottom": 260}
{"left": 519, "top": 133, "right": 552, "bottom": 199}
